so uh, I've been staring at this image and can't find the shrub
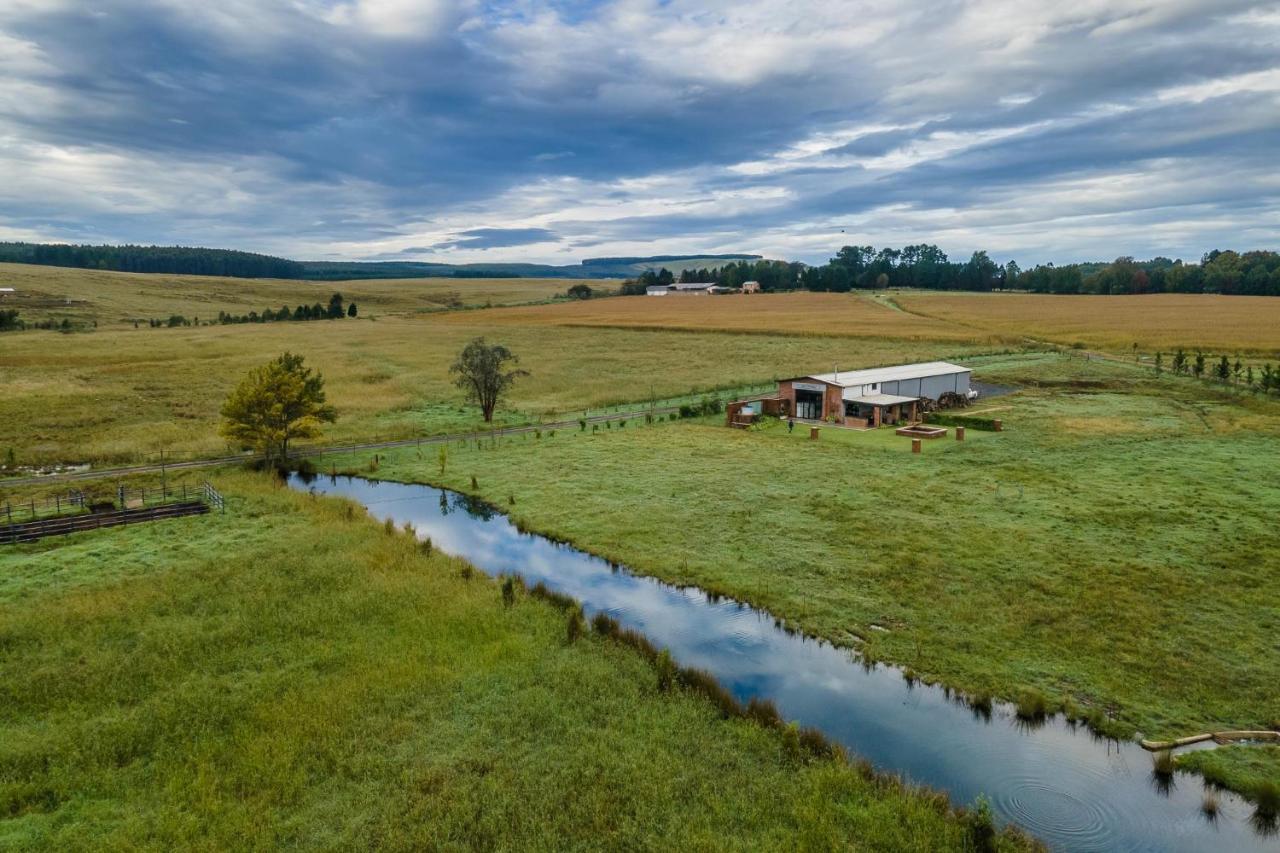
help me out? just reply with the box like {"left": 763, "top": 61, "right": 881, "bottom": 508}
{"left": 470, "top": 475, "right": 478, "bottom": 489}
{"left": 501, "top": 576, "right": 517, "bottom": 608}
{"left": 592, "top": 611, "right": 620, "bottom": 636}
{"left": 459, "top": 565, "right": 474, "bottom": 581}
{"left": 968, "top": 794, "right": 997, "bottom": 852}
{"left": 383, "top": 518, "right": 396, "bottom": 535}
{"left": 579, "top": 418, "right": 587, "bottom": 431}
{"left": 419, "top": 537, "right": 433, "bottom": 555}
{"left": 678, "top": 403, "right": 696, "bottom": 418}
{"left": 1151, "top": 749, "right": 1175, "bottom": 778}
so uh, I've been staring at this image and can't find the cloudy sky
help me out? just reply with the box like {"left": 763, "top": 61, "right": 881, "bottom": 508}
{"left": 1, "top": 0, "right": 1278, "bottom": 265}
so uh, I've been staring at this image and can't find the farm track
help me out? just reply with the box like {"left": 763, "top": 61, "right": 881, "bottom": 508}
{"left": 0, "top": 405, "right": 687, "bottom": 488}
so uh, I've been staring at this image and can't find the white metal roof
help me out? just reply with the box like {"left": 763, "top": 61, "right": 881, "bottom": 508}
{"left": 846, "top": 392, "right": 919, "bottom": 405}
{"left": 803, "top": 361, "right": 970, "bottom": 388}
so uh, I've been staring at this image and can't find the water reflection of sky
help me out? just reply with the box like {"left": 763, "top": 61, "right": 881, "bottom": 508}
{"left": 294, "top": 476, "right": 1278, "bottom": 853}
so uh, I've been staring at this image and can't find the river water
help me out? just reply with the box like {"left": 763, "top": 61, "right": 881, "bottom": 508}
{"left": 289, "top": 474, "right": 1277, "bottom": 852}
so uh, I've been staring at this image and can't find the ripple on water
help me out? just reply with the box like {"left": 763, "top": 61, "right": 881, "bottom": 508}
{"left": 994, "top": 776, "right": 1127, "bottom": 849}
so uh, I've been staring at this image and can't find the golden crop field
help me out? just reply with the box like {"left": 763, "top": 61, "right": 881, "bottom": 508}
{"left": 1, "top": 311, "right": 988, "bottom": 465}
{"left": 435, "top": 291, "right": 997, "bottom": 343}
{"left": 0, "top": 263, "right": 586, "bottom": 327}
{"left": 896, "top": 292, "right": 1280, "bottom": 354}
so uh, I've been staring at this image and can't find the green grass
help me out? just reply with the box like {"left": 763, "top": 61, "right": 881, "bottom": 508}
{"left": 322, "top": 353, "right": 1280, "bottom": 749}
{"left": 0, "top": 310, "right": 998, "bottom": 466}
{"left": 1179, "top": 746, "right": 1280, "bottom": 807}
{"left": 0, "top": 471, "right": 1033, "bottom": 850}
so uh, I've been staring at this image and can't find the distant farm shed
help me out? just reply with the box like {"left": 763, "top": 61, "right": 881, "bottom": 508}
{"left": 777, "top": 361, "right": 972, "bottom": 428}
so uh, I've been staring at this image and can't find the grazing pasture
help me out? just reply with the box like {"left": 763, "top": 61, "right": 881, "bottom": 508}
{"left": 437, "top": 291, "right": 997, "bottom": 342}
{"left": 325, "top": 353, "right": 1280, "bottom": 744}
{"left": 0, "top": 314, "right": 992, "bottom": 466}
{"left": 0, "top": 472, "right": 1024, "bottom": 850}
{"left": 0, "top": 262, "right": 583, "bottom": 327}
{"left": 896, "top": 291, "right": 1280, "bottom": 354}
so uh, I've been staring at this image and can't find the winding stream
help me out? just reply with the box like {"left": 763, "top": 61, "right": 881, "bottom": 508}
{"left": 289, "top": 474, "right": 1277, "bottom": 852}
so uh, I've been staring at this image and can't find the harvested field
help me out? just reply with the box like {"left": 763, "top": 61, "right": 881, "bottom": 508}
{"left": 435, "top": 292, "right": 998, "bottom": 343}
{"left": 0, "top": 263, "right": 583, "bottom": 327}
{"left": 897, "top": 292, "right": 1280, "bottom": 354}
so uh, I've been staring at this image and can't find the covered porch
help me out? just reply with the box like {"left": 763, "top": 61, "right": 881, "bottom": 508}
{"left": 842, "top": 392, "right": 919, "bottom": 428}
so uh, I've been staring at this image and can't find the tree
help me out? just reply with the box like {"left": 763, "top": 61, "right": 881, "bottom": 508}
{"left": 566, "top": 283, "right": 593, "bottom": 300}
{"left": 219, "top": 352, "right": 336, "bottom": 462}
{"left": 1193, "top": 351, "right": 1206, "bottom": 379}
{"left": 1154, "top": 352, "right": 1163, "bottom": 376}
{"left": 1215, "top": 355, "right": 1230, "bottom": 383}
{"left": 347, "top": 302, "right": 358, "bottom": 317}
{"left": 1172, "top": 348, "right": 1187, "bottom": 375}
{"left": 450, "top": 337, "right": 529, "bottom": 423}
{"left": 327, "top": 293, "right": 344, "bottom": 319}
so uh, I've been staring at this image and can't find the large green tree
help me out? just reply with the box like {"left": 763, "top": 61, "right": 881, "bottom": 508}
{"left": 219, "top": 352, "right": 336, "bottom": 461}
{"left": 450, "top": 337, "right": 529, "bottom": 423}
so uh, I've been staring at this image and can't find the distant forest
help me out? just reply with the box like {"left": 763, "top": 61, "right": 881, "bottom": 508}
{"left": 626, "top": 247, "right": 1280, "bottom": 296}
{"left": 1, "top": 240, "right": 1277, "bottom": 295}
{"left": 0, "top": 242, "right": 304, "bottom": 279}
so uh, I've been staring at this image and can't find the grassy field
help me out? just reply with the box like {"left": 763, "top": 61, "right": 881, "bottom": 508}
{"left": 896, "top": 291, "right": 1280, "bottom": 355}
{"left": 0, "top": 471, "right": 1029, "bottom": 850}
{"left": 1179, "top": 746, "right": 1280, "bottom": 808}
{"left": 439, "top": 291, "right": 999, "bottom": 343}
{"left": 320, "top": 352, "right": 1280, "bottom": 746}
{"left": 0, "top": 262, "right": 589, "bottom": 327}
{"left": 0, "top": 313, "right": 995, "bottom": 466}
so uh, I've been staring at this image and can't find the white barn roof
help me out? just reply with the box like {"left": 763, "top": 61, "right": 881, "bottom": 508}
{"left": 803, "top": 361, "right": 970, "bottom": 388}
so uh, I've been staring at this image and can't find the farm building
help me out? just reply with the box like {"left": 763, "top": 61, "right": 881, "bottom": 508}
{"left": 766, "top": 361, "right": 972, "bottom": 428}
{"left": 646, "top": 285, "right": 670, "bottom": 295}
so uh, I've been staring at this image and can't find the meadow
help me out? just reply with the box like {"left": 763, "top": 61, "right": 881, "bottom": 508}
{"left": 0, "top": 262, "right": 586, "bottom": 327}
{"left": 320, "top": 353, "right": 1280, "bottom": 747}
{"left": 0, "top": 312, "right": 995, "bottom": 466}
{"left": 439, "top": 290, "right": 997, "bottom": 343}
{"left": 0, "top": 471, "right": 1028, "bottom": 850}
{"left": 896, "top": 291, "right": 1280, "bottom": 354}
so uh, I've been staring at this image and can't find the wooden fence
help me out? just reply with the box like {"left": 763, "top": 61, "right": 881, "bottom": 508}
{"left": 2, "top": 481, "right": 225, "bottom": 545}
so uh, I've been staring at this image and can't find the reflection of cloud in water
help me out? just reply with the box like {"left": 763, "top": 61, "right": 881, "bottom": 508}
{"left": 294, "top": 475, "right": 1274, "bottom": 853}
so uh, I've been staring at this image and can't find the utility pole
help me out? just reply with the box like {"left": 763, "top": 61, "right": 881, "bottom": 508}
{"left": 160, "top": 449, "right": 167, "bottom": 498}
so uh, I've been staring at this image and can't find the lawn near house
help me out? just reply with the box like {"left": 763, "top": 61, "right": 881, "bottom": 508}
{"left": 320, "top": 353, "right": 1280, "bottom": 750}
{"left": 0, "top": 471, "right": 1031, "bottom": 850}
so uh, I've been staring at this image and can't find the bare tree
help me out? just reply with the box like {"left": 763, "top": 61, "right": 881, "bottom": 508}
{"left": 450, "top": 337, "right": 529, "bottom": 422}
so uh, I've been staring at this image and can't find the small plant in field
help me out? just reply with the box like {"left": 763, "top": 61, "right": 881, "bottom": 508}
{"left": 383, "top": 518, "right": 396, "bottom": 535}
{"left": 508, "top": 494, "right": 515, "bottom": 506}
{"left": 618, "top": 419, "right": 625, "bottom": 428}
{"left": 1015, "top": 688, "right": 1048, "bottom": 721}
{"left": 746, "top": 696, "right": 782, "bottom": 729}
{"left": 1256, "top": 781, "right": 1280, "bottom": 819}
{"left": 470, "top": 475, "right": 478, "bottom": 489}
{"left": 501, "top": 575, "right": 517, "bottom": 608}
{"left": 968, "top": 794, "right": 997, "bottom": 852}
{"left": 459, "top": 565, "right": 473, "bottom": 581}
{"left": 1154, "top": 352, "right": 1163, "bottom": 375}
{"left": 655, "top": 650, "right": 676, "bottom": 692}
{"left": 548, "top": 430, "right": 555, "bottom": 438}
{"left": 566, "top": 607, "right": 585, "bottom": 644}
{"left": 579, "top": 418, "right": 586, "bottom": 431}
{"left": 437, "top": 444, "right": 447, "bottom": 477}
{"left": 781, "top": 722, "right": 803, "bottom": 761}
{"left": 420, "top": 537, "right": 432, "bottom": 555}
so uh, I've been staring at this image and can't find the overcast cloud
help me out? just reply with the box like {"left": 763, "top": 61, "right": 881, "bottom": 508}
{"left": 0, "top": 0, "right": 1277, "bottom": 265}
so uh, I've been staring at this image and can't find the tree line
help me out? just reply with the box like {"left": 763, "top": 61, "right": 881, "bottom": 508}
{"left": 1158, "top": 349, "right": 1280, "bottom": 395}
{"left": 618, "top": 247, "right": 1280, "bottom": 296}
{"left": 0, "top": 242, "right": 304, "bottom": 279}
